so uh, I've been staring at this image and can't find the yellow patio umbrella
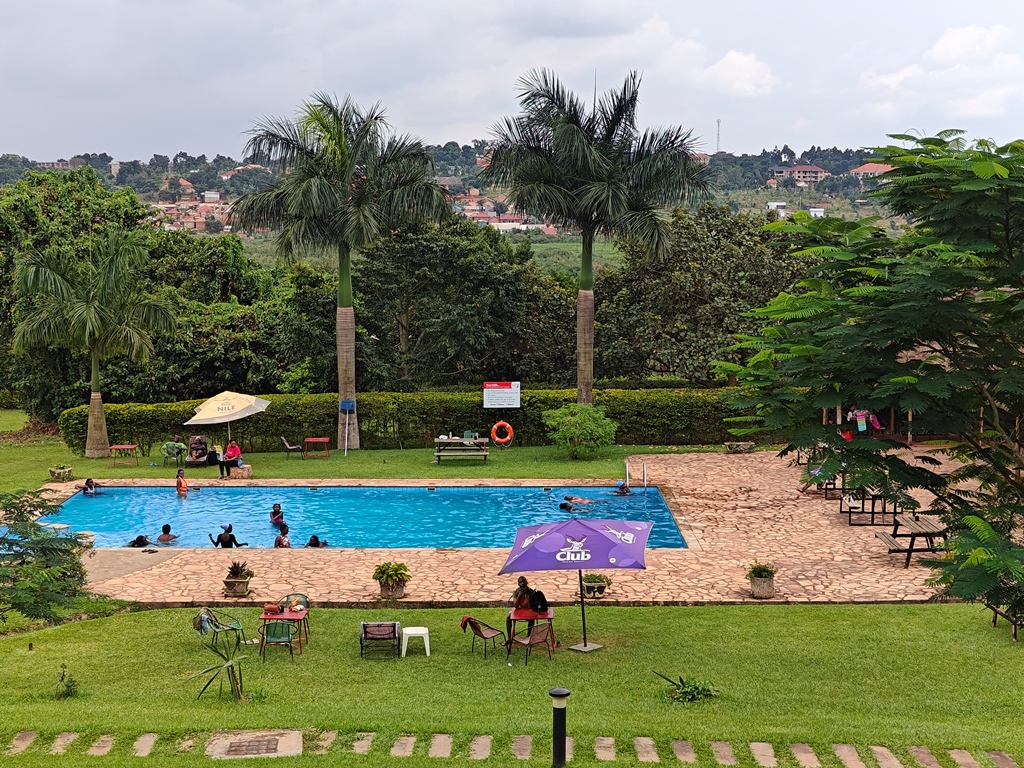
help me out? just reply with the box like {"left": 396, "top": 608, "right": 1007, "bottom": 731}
{"left": 183, "top": 391, "right": 271, "bottom": 441}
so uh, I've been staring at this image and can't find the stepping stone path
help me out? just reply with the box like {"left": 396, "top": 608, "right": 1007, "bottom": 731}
{"left": 429, "top": 734, "right": 452, "bottom": 758}
{"left": 8, "top": 732, "right": 36, "bottom": 755}
{"left": 50, "top": 732, "right": 78, "bottom": 754}
{"left": 712, "top": 741, "right": 737, "bottom": 766}
{"left": 4, "top": 731, "right": 1015, "bottom": 766}
{"left": 751, "top": 742, "right": 777, "bottom": 767}
{"left": 87, "top": 735, "right": 115, "bottom": 756}
{"left": 133, "top": 734, "right": 159, "bottom": 757}
{"left": 792, "top": 744, "right": 822, "bottom": 768}
{"left": 511, "top": 735, "right": 532, "bottom": 760}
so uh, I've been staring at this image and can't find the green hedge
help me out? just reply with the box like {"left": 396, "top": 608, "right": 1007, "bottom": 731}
{"left": 57, "top": 389, "right": 733, "bottom": 455}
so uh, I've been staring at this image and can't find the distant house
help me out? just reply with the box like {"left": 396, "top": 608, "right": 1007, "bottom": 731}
{"left": 436, "top": 176, "right": 462, "bottom": 190}
{"left": 849, "top": 162, "right": 894, "bottom": 180}
{"left": 772, "top": 164, "right": 831, "bottom": 185}
{"left": 808, "top": 208, "right": 826, "bottom": 218}
{"left": 766, "top": 201, "right": 788, "bottom": 219}
{"left": 765, "top": 177, "right": 778, "bottom": 189}
{"left": 202, "top": 190, "right": 221, "bottom": 203}
{"left": 693, "top": 152, "right": 711, "bottom": 166}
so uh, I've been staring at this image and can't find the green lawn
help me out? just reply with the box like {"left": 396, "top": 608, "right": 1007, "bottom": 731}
{"left": 527, "top": 239, "right": 624, "bottom": 275}
{"left": 0, "top": 604, "right": 1019, "bottom": 766}
{"left": 0, "top": 436, "right": 710, "bottom": 494}
{"left": 0, "top": 409, "right": 29, "bottom": 432}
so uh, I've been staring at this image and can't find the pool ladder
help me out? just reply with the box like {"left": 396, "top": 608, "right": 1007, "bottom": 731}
{"left": 624, "top": 462, "right": 648, "bottom": 493}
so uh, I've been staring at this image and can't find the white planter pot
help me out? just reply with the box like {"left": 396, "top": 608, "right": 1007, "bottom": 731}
{"left": 749, "top": 576, "right": 775, "bottom": 599}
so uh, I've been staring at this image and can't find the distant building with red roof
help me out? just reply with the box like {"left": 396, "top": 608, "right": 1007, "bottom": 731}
{"left": 849, "top": 163, "right": 894, "bottom": 179}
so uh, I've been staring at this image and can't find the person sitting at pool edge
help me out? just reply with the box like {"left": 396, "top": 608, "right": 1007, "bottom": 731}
{"left": 176, "top": 469, "right": 188, "bottom": 495}
{"left": 75, "top": 478, "right": 101, "bottom": 495}
{"left": 270, "top": 503, "right": 285, "bottom": 527}
{"left": 127, "top": 534, "right": 153, "bottom": 548}
{"left": 274, "top": 523, "right": 291, "bottom": 548}
{"left": 157, "top": 524, "right": 179, "bottom": 543}
{"left": 218, "top": 440, "right": 242, "bottom": 479}
{"left": 209, "top": 524, "right": 247, "bottom": 548}
{"left": 613, "top": 481, "right": 631, "bottom": 495}
{"left": 304, "top": 535, "right": 328, "bottom": 548}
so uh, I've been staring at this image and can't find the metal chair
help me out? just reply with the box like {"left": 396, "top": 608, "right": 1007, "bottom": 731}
{"left": 195, "top": 608, "right": 246, "bottom": 650}
{"left": 465, "top": 617, "right": 505, "bottom": 658}
{"left": 259, "top": 620, "right": 298, "bottom": 661}
{"left": 507, "top": 622, "right": 552, "bottom": 666}
{"left": 162, "top": 441, "right": 184, "bottom": 468}
{"left": 360, "top": 621, "right": 401, "bottom": 658}
{"left": 281, "top": 436, "right": 303, "bottom": 459}
{"left": 280, "top": 593, "right": 311, "bottom": 642}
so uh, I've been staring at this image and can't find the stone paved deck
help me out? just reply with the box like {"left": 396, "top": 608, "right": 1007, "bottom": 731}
{"left": 82, "top": 451, "right": 947, "bottom": 607}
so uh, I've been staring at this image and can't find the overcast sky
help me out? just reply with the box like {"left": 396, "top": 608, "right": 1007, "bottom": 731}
{"left": 3, "top": 0, "right": 1023, "bottom": 162}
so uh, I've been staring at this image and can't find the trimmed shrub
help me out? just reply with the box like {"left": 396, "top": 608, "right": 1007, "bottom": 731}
{"left": 57, "top": 389, "right": 734, "bottom": 454}
{"left": 542, "top": 404, "right": 618, "bottom": 459}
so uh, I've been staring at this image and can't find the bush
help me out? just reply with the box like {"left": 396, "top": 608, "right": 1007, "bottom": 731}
{"left": 58, "top": 388, "right": 735, "bottom": 454}
{"left": 653, "top": 671, "right": 720, "bottom": 703}
{"left": 542, "top": 404, "right": 618, "bottom": 459}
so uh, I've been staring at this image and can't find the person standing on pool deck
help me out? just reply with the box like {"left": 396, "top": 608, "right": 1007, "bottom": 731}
{"left": 176, "top": 469, "right": 188, "bottom": 495}
{"left": 209, "top": 524, "right": 248, "bottom": 548}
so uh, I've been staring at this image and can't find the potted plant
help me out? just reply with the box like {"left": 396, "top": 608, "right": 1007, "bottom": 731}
{"left": 372, "top": 561, "right": 411, "bottom": 599}
{"left": 581, "top": 573, "right": 612, "bottom": 598}
{"left": 745, "top": 560, "right": 776, "bottom": 599}
{"left": 223, "top": 561, "right": 254, "bottom": 597}
{"left": 49, "top": 464, "right": 73, "bottom": 481}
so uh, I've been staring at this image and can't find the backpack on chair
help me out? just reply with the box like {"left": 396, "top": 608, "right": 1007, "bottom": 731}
{"left": 528, "top": 590, "right": 549, "bottom": 613}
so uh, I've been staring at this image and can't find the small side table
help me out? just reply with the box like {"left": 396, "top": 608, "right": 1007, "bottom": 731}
{"left": 401, "top": 626, "right": 430, "bottom": 657}
{"left": 109, "top": 444, "right": 139, "bottom": 467}
{"left": 303, "top": 437, "right": 330, "bottom": 460}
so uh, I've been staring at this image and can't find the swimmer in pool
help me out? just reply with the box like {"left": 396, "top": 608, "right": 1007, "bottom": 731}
{"left": 157, "top": 524, "right": 179, "bottom": 543}
{"left": 270, "top": 503, "right": 285, "bottom": 527}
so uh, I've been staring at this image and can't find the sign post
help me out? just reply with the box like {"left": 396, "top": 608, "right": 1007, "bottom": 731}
{"left": 339, "top": 399, "right": 356, "bottom": 456}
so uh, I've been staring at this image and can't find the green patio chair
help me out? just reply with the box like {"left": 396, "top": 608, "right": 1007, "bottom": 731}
{"left": 280, "top": 593, "right": 311, "bottom": 641}
{"left": 195, "top": 608, "right": 246, "bottom": 650}
{"left": 259, "top": 620, "right": 298, "bottom": 661}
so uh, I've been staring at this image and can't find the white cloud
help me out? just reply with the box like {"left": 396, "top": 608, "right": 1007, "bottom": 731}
{"left": 694, "top": 50, "right": 777, "bottom": 97}
{"left": 923, "top": 24, "right": 1012, "bottom": 65}
{"left": 950, "top": 85, "right": 1018, "bottom": 118}
{"left": 860, "top": 64, "right": 924, "bottom": 91}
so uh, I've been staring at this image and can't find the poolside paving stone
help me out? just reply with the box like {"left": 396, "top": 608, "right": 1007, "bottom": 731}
{"left": 792, "top": 744, "right": 822, "bottom": 768}
{"left": 351, "top": 733, "right": 375, "bottom": 754}
{"left": 910, "top": 747, "right": 942, "bottom": 768}
{"left": 511, "top": 735, "right": 532, "bottom": 760}
{"left": 594, "top": 737, "right": 616, "bottom": 761}
{"left": 872, "top": 746, "right": 905, "bottom": 768}
{"left": 81, "top": 451, "right": 955, "bottom": 608}
{"left": 635, "top": 737, "right": 660, "bottom": 762}
{"left": 50, "top": 733, "right": 79, "bottom": 754}
{"left": 988, "top": 752, "right": 1019, "bottom": 768}
{"left": 834, "top": 745, "right": 867, "bottom": 768}
{"left": 9, "top": 732, "right": 37, "bottom": 755}
{"left": 711, "top": 742, "right": 737, "bottom": 766}
{"left": 751, "top": 742, "right": 777, "bottom": 767}
{"left": 469, "top": 736, "right": 492, "bottom": 760}
{"left": 133, "top": 734, "right": 159, "bottom": 757}
{"left": 429, "top": 734, "right": 452, "bottom": 758}
{"left": 948, "top": 751, "right": 981, "bottom": 768}
{"left": 672, "top": 740, "right": 697, "bottom": 763}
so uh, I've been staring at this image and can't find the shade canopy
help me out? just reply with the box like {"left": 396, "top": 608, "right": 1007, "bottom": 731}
{"left": 183, "top": 391, "right": 270, "bottom": 440}
{"left": 499, "top": 518, "right": 651, "bottom": 575}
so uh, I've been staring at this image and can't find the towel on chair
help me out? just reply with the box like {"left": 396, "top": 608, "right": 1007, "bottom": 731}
{"left": 460, "top": 614, "right": 472, "bottom": 632}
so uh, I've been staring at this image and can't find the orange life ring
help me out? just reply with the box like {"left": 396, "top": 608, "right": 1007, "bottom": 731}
{"left": 491, "top": 421, "right": 514, "bottom": 446}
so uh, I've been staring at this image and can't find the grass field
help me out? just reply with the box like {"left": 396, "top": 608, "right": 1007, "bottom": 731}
{"left": 0, "top": 409, "right": 29, "bottom": 432}
{"left": 525, "top": 239, "right": 624, "bottom": 275}
{"left": 0, "top": 604, "right": 1019, "bottom": 766}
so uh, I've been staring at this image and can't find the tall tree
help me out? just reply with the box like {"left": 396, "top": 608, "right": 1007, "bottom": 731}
{"left": 14, "top": 228, "right": 176, "bottom": 457}
{"left": 485, "top": 69, "right": 710, "bottom": 403}
{"left": 230, "top": 93, "right": 448, "bottom": 449}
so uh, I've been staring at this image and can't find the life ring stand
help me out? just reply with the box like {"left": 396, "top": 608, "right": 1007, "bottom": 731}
{"left": 491, "top": 421, "right": 514, "bottom": 446}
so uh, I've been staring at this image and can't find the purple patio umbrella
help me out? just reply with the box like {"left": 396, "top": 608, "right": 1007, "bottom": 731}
{"left": 498, "top": 518, "right": 652, "bottom": 651}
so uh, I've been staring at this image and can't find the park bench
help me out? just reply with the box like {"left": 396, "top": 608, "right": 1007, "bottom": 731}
{"left": 434, "top": 436, "right": 489, "bottom": 463}
{"left": 875, "top": 514, "right": 947, "bottom": 568}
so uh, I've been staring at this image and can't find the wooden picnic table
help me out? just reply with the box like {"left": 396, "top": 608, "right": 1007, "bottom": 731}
{"left": 876, "top": 513, "right": 947, "bottom": 568}
{"left": 108, "top": 444, "right": 139, "bottom": 467}
{"left": 434, "top": 436, "right": 489, "bottom": 463}
{"left": 303, "top": 437, "right": 330, "bottom": 460}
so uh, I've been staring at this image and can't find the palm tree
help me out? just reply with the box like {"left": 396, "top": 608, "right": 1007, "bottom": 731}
{"left": 14, "top": 228, "right": 176, "bottom": 458}
{"left": 230, "top": 93, "right": 448, "bottom": 449}
{"left": 485, "top": 70, "right": 711, "bottom": 403}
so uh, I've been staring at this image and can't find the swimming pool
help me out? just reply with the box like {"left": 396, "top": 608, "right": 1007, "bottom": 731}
{"left": 57, "top": 485, "right": 686, "bottom": 549}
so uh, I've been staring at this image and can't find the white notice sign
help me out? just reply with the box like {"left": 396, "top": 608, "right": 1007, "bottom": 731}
{"left": 483, "top": 381, "right": 521, "bottom": 408}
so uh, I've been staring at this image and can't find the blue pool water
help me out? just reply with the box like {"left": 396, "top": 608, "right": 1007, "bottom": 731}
{"left": 57, "top": 485, "right": 685, "bottom": 549}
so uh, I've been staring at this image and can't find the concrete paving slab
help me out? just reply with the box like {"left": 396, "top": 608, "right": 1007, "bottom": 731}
{"left": 351, "top": 733, "right": 375, "bottom": 754}
{"left": 8, "top": 732, "right": 37, "bottom": 755}
{"left": 390, "top": 735, "right": 415, "bottom": 757}
{"left": 429, "top": 734, "right": 452, "bottom": 758}
{"left": 313, "top": 731, "right": 337, "bottom": 754}
{"left": 987, "top": 753, "right": 1019, "bottom": 768}
{"left": 910, "top": 747, "right": 942, "bottom": 768}
{"left": 469, "top": 736, "right": 492, "bottom": 760}
{"left": 87, "top": 735, "right": 114, "bottom": 756}
{"left": 792, "top": 744, "right": 821, "bottom": 768}
{"left": 751, "top": 742, "right": 777, "bottom": 767}
{"left": 834, "top": 745, "right": 867, "bottom": 768}
{"left": 595, "top": 737, "right": 616, "bottom": 761}
{"left": 712, "top": 742, "right": 737, "bottom": 766}
{"left": 133, "top": 734, "right": 159, "bottom": 757}
{"left": 205, "top": 730, "right": 302, "bottom": 760}
{"left": 871, "top": 746, "right": 904, "bottom": 768}
{"left": 672, "top": 740, "right": 697, "bottom": 763}
{"left": 50, "top": 733, "right": 78, "bottom": 755}
{"left": 635, "top": 737, "right": 660, "bottom": 762}
{"left": 948, "top": 750, "right": 980, "bottom": 768}
{"left": 512, "top": 735, "right": 532, "bottom": 760}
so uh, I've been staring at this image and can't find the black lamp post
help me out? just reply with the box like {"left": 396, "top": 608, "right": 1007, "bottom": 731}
{"left": 549, "top": 687, "right": 571, "bottom": 768}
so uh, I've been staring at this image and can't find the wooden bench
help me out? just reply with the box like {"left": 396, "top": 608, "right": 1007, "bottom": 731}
{"left": 986, "top": 604, "right": 1021, "bottom": 642}
{"left": 434, "top": 437, "right": 489, "bottom": 463}
{"left": 876, "top": 514, "right": 947, "bottom": 567}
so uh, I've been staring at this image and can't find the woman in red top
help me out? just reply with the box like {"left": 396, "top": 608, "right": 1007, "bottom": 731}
{"left": 219, "top": 440, "right": 242, "bottom": 479}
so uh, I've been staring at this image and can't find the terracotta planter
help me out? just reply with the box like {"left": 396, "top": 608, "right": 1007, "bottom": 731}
{"left": 749, "top": 576, "right": 776, "bottom": 599}
{"left": 378, "top": 582, "right": 406, "bottom": 599}
{"left": 223, "top": 578, "right": 251, "bottom": 597}
{"left": 582, "top": 583, "right": 607, "bottom": 599}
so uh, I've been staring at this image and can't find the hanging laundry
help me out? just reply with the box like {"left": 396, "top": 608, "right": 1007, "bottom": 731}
{"left": 854, "top": 409, "right": 870, "bottom": 432}
{"left": 870, "top": 413, "right": 882, "bottom": 430}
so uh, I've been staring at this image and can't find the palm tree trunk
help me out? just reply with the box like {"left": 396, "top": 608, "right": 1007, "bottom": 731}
{"left": 337, "top": 243, "right": 360, "bottom": 450}
{"left": 84, "top": 351, "right": 110, "bottom": 458}
{"left": 577, "top": 230, "right": 596, "bottom": 404}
